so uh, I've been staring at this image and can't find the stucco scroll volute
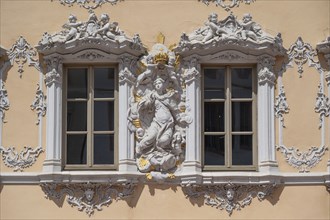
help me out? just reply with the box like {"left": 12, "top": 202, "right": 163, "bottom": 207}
{"left": 127, "top": 44, "right": 190, "bottom": 181}
{"left": 41, "top": 181, "right": 136, "bottom": 216}
{"left": 53, "top": 0, "right": 123, "bottom": 10}
{"left": 257, "top": 55, "right": 276, "bottom": 85}
{"left": 0, "top": 146, "right": 44, "bottom": 171}
{"left": 182, "top": 182, "right": 276, "bottom": 215}
{"left": 0, "top": 82, "right": 10, "bottom": 122}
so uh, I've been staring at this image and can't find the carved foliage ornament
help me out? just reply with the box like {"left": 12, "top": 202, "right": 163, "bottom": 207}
{"left": 127, "top": 44, "right": 191, "bottom": 181}
{"left": 7, "top": 36, "right": 40, "bottom": 77}
{"left": 0, "top": 82, "right": 10, "bottom": 122}
{"left": 275, "top": 85, "right": 289, "bottom": 128}
{"left": 287, "top": 37, "right": 321, "bottom": 77}
{"left": 38, "top": 12, "right": 143, "bottom": 52}
{"left": 257, "top": 56, "right": 275, "bottom": 85}
{"left": 276, "top": 145, "right": 328, "bottom": 173}
{"left": 118, "top": 55, "right": 137, "bottom": 86}
{"left": 315, "top": 83, "right": 330, "bottom": 128}
{"left": 0, "top": 146, "right": 43, "bottom": 171}
{"left": 200, "top": 0, "right": 255, "bottom": 11}
{"left": 182, "top": 183, "right": 276, "bottom": 215}
{"left": 177, "top": 13, "right": 283, "bottom": 53}
{"left": 53, "top": 0, "right": 123, "bottom": 9}
{"left": 31, "top": 84, "right": 47, "bottom": 125}
{"left": 44, "top": 57, "right": 63, "bottom": 87}
{"left": 41, "top": 182, "right": 136, "bottom": 216}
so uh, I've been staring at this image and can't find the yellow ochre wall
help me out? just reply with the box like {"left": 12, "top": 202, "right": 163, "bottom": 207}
{"left": 0, "top": 0, "right": 329, "bottom": 219}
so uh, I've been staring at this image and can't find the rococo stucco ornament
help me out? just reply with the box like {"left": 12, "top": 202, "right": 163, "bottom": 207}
{"left": 7, "top": 36, "right": 40, "bottom": 77}
{"left": 127, "top": 44, "right": 191, "bottom": 181}
{"left": 0, "top": 146, "right": 43, "bottom": 171}
{"left": 31, "top": 84, "right": 47, "bottom": 125}
{"left": 287, "top": 37, "right": 320, "bottom": 77}
{"left": 276, "top": 145, "right": 328, "bottom": 173}
{"left": 257, "top": 55, "right": 276, "bottom": 85}
{"left": 38, "top": 12, "right": 144, "bottom": 53}
{"left": 53, "top": 0, "right": 123, "bottom": 10}
{"left": 200, "top": 0, "right": 255, "bottom": 11}
{"left": 315, "top": 83, "right": 330, "bottom": 129}
{"left": 182, "top": 182, "right": 276, "bottom": 215}
{"left": 0, "top": 82, "right": 10, "bottom": 122}
{"left": 275, "top": 85, "right": 289, "bottom": 128}
{"left": 41, "top": 182, "right": 136, "bottom": 216}
{"left": 177, "top": 13, "right": 283, "bottom": 54}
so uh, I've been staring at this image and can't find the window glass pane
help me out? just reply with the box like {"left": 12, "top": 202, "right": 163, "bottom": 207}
{"left": 204, "top": 102, "right": 224, "bottom": 132}
{"left": 67, "top": 102, "right": 87, "bottom": 131}
{"left": 204, "top": 135, "right": 225, "bottom": 165}
{"left": 94, "top": 68, "right": 115, "bottom": 98}
{"left": 67, "top": 68, "right": 87, "bottom": 99}
{"left": 94, "top": 134, "right": 114, "bottom": 164}
{"left": 67, "top": 134, "right": 87, "bottom": 164}
{"left": 232, "top": 135, "right": 253, "bottom": 165}
{"left": 231, "top": 68, "right": 252, "bottom": 98}
{"left": 94, "top": 101, "right": 114, "bottom": 131}
{"left": 204, "top": 68, "right": 225, "bottom": 99}
{"left": 232, "top": 102, "right": 252, "bottom": 131}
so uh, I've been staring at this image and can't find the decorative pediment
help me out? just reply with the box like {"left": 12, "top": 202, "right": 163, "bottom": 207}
{"left": 175, "top": 13, "right": 285, "bottom": 57}
{"left": 37, "top": 12, "right": 146, "bottom": 56}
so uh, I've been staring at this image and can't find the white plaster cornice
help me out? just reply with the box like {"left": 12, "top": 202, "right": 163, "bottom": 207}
{"left": 1, "top": 172, "right": 330, "bottom": 187}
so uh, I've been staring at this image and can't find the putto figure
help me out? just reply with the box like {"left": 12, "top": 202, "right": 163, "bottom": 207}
{"left": 128, "top": 44, "right": 190, "bottom": 180}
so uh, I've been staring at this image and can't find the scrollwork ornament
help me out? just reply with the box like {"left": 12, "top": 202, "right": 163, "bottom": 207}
{"left": 257, "top": 56, "right": 275, "bottom": 85}
{"left": 183, "top": 57, "right": 200, "bottom": 85}
{"left": 182, "top": 182, "right": 276, "bottom": 215}
{"left": 53, "top": 0, "right": 123, "bottom": 10}
{"left": 275, "top": 85, "right": 289, "bottom": 128}
{"left": 41, "top": 182, "right": 136, "bottom": 216}
{"left": 287, "top": 37, "right": 319, "bottom": 77}
{"left": 315, "top": 83, "right": 330, "bottom": 129}
{"left": 276, "top": 145, "right": 328, "bottom": 173}
{"left": 0, "top": 82, "right": 10, "bottom": 122}
{"left": 44, "top": 57, "right": 63, "bottom": 87}
{"left": 7, "top": 36, "right": 40, "bottom": 77}
{"left": 200, "top": 0, "right": 255, "bottom": 12}
{"left": 0, "top": 146, "right": 43, "bottom": 171}
{"left": 31, "top": 84, "right": 47, "bottom": 125}
{"left": 118, "top": 55, "right": 137, "bottom": 86}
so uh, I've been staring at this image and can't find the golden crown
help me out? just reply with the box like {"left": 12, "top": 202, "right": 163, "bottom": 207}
{"left": 154, "top": 52, "right": 169, "bottom": 64}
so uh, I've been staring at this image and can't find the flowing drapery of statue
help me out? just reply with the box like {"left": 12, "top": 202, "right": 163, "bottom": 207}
{"left": 128, "top": 44, "right": 191, "bottom": 180}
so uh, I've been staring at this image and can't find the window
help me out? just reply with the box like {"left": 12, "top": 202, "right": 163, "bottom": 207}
{"left": 202, "top": 66, "right": 257, "bottom": 170}
{"left": 63, "top": 66, "right": 117, "bottom": 170}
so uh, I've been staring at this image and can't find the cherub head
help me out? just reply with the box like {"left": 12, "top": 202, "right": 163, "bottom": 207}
{"left": 243, "top": 13, "right": 252, "bottom": 23}
{"left": 208, "top": 13, "right": 218, "bottom": 23}
{"left": 68, "top": 14, "right": 77, "bottom": 23}
{"left": 100, "top": 13, "right": 109, "bottom": 23}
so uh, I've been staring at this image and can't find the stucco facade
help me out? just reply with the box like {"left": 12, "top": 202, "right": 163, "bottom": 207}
{"left": 0, "top": 0, "right": 329, "bottom": 219}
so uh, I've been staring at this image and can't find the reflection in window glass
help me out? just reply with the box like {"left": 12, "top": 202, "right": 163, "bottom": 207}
{"left": 94, "top": 101, "right": 114, "bottom": 131}
{"left": 232, "top": 102, "right": 252, "bottom": 132}
{"left": 204, "top": 102, "right": 225, "bottom": 132}
{"left": 204, "top": 135, "right": 225, "bottom": 165}
{"left": 94, "top": 68, "right": 115, "bottom": 98}
{"left": 94, "top": 134, "right": 114, "bottom": 164}
{"left": 232, "top": 135, "right": 253, "bottom": 165}
{"left": 204, "top": 68, "right": 225, "bottom": 99}
{"left": 67, "top": 68, "right": 88, "bottom": 99}
{"left": 67, "top": 134, "right": 87, "bottom": 164}
{"left": 67, "top": 102, "right": 87, "bottom": 131}
{"left": 231, "top": 68, "right": 252, "bottom": 98}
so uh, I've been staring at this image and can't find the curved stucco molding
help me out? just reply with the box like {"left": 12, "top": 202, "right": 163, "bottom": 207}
{"left": 52, "top": 0, "right": 123, "bottom": 10}
{"left": 40, "top": 181, "right": 136, "bottom": 216}
{"left": 276, "top": 145, "right": 328, "bottom": 173}
{"left": 200, "top": 0, "right": 255, "bottom": 12}
{"left": 182, "top": 182, "right": 276, "bottom": 215}
{"left": 0, "top": 146, "right": 44, "bottom": 172}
